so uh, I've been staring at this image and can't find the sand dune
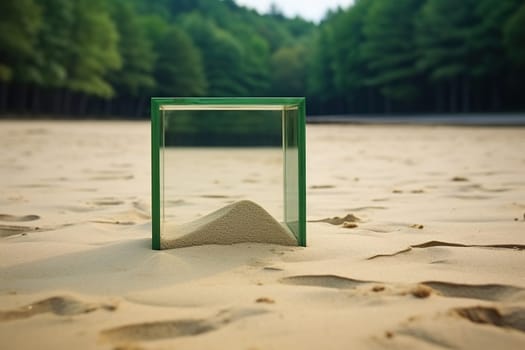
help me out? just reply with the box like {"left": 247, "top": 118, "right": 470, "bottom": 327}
{"left": 161, "top": 200, "right": 297, "bottom": 249}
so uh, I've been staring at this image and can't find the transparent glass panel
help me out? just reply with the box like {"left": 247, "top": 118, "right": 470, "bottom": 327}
{"left": 161, "top": 109, "right": 283, "bottom": 231}
{"left": 151, "top": 98, "right": 305, "bottom": 250}
{"left": 284, "top": 107, "right": 299, "bottom": 235}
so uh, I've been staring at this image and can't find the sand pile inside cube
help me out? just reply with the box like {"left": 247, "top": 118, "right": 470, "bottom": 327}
{"left": 161, "top": 200, "right": 297, "bottom": 249}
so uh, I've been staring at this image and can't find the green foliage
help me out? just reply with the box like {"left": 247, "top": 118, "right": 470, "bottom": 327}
{"left": 109, "top": 0, "right": 155, "bottom": 96}
{"left": 180, "top": 12, "right": 274, "bottom": 96}
{"left": 164, "top": 110, "right": 282, "bottom": 146}
{"left": 330, "top": 0, "right": 372, "bottom": 94}
{"left": 180, "top": 13, "right": 244, "bottom": 96}
{"left": 65, "top": 0, "right": 121, "bottom": 97}
{"left": 1, "top": 0, "right": 524, "bottom": 115}
{"left": 308, "top": 25, "right": 337, "bottom": 99}
{"left": 271, "top": 45, "right": 308, "bottom": 96}
{"left": 310, "top": 0, "right": 525, "bottom": 112}
{"left": 362, "top": 0, "right": 423, "bottom": 100}
{"left": 0, "top": 0, "right": 312, "bottom": 107}
{"left": 416, "top": 0, "right": 475, "bottom": 80}
{"left": 30, "top": 0, "right": 74, "bottom": 86}
{"left": 0, "top": 0, "right": 41, "bottom": 81}
{"left": 154, "top": 25, "right": 207, "bottom": 96}
{"left": 504, "top": 3, "right": 525, "bottom": 68}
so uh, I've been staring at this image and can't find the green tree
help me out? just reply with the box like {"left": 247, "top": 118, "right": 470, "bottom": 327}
{"left": 504, "top": 2, "right": 525, "bottom": 68}
{"left": 30, "top": 0, "right": 75, "bottom": 88}
{"left": 416, "top": 0, "right": 480, "bottom": 112}
{"left": 362, "top": 0, "right": 423, "bottom": 109}
{"left": 0, "top": 0, "right": 41, "bottom": 82}
{"left": 153, "top": 25, "right": 207, "bottom": 96}
{"left": 308, "top": 24, "right": 338, "bottom": 103}
{"left": 329, "top": 0, "right": 374, "bottom": 112}
{"left": 109, "top": 0, "right": 155, "bottom": 96}
{"left": 181, "top": 13, "right": 246, "bottom": 96}
{"left": 270, "top": 45, "right": 307, "bottom": 96}
{"left": 470, "top": 0, "right": 523, "bottom": 109}
{"left": 240, "top": 35, "right": 271, "bottom": 95}
{"left": 64, "top": 0, "right": 121, "bottom": 98}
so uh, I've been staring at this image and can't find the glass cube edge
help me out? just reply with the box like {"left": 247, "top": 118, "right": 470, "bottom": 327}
{"left": 151, "top": 97, "right": 306, "bottom": 250}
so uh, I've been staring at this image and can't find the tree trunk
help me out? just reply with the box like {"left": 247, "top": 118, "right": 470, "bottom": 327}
{"left": 462, "top": 76, "right": 470, "bottom": 113}
{"left": 449, "top": 79, "right": 458, "bottom": 113}
{"left": 78, "top": 94, "right": 88, "bottom": 116}
{"left": 104, "top": 98, "right": 112, "bottom": 116}
{"left": 0, "top": 82, "right": 7, "bottom": 114}
{"left": 136, "top": 95, "right": 148, "bottom": 118}
{"left": 18, "top": 84, "right": 29, "bottom": 113}
{"left": 63, "top": 89, "right": 72, "bottom": 115}
{"left": 491, "top": 78, "right": 501, "bottom": 111}
{"left": 384, "top": 96, "right": 391, "bottom": 114}
{"left": 364, "top": 89, "right": 370, "bottom": 114}
{"left": 32, "top": 85, "right": 41, "bottom": 115}
{"left": 53, "top": 88, "right": 62, "bottom": 115}
{"left": 434, "top": 84, "right": 439, "bottom": 112}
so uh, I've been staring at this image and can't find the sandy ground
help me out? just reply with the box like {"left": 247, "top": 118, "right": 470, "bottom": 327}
{"left": 0, "top": 120, "right": 524, "bottom": 349}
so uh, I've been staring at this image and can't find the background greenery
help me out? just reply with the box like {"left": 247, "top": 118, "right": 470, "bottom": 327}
{"left": 164, "top": 110, "right": 282, "bottom": 146}
{"left": 0, "top": 0, "right": 524, "bottom": 117}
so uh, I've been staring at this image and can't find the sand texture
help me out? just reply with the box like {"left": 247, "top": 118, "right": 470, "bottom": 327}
{"left": 1, "top": 121, "right": 525, "bottom": 349}
{"left": 161, "top": 200, "right": 297, "bottom": 249}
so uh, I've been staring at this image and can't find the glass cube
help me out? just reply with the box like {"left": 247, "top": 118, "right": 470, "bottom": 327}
{"left": 151, "top": 98, "right": 306, "bottom": 250}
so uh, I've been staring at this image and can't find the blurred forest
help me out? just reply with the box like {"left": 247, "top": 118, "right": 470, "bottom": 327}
{"left": 0, "top": 0, "right": 524, "bottom": 117}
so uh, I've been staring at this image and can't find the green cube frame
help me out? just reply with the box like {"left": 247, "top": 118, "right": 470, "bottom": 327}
{"left": 151, "top": 97, "right": 306, "bottom": 250}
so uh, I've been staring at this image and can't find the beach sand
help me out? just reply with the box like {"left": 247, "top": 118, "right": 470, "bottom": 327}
{"left": 0, "top": 120, "right": 524, "bottom": 349}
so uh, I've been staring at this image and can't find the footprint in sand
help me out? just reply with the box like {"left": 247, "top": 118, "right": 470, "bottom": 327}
{"left": 91, "top": 199, "right": 125, "bottom": 206}
{"left": 0, "top": 225, "right": 38, "bottom": 238}
{"left": 280, "top": 274, "right": 525, "bottom": 303}
{"left": 382, "top": 306, "right": 525, "bottom": 348}
{"left": 200, "top": 195, "right": 231, "bottom": 199}
{"left": 454, "top": 306, "right": 525, "bottom": 333}
{"left": 166, "top": 199, "right": 190, "bottom": 207}
{"left": 367, "top": 240, "right": 525, "bottom": 260}
{"left": 309, "top": 185, "right": 336, "bottom": 190}
{"left": 0, "top": 214, "right": 40, "bottom": 222}
{"left": 15, "top": 183, "right": 54, "bottom": 189}
{"left": 91, "top": 202, "right": 151, "bottom": 225}
{"left": 345, "top": 206, "right": 388, "bottom": 212}
{"left": 99, "top": 308, "right": 267, "bottom": 344}
{"left": 449, "top": 194, "right": 494, "bottom": 200}
{"left": 0, "top": 296, "right": 117, "bottom": 322}
{"left": 309, "top": 214, "right": 361, "bottom": 225}
{"left": 56, "top": 205, "right": 99, "bottom": 213}
{"left": 280, "top": 275, "right": 371, "bottom": 289}
{"left": 280, "top": 275, "right": 428, "bottom": 299}
{"left": 132, "top": 201, "right": 150, "bottom": 215}
{"left": 263, "top": 267, "right": 284, "bottom": 272}
{"left": 0, "top": 223, "right": 75, "bottom": 238}
{"left": 90, "top": 220, "right": 136, "bottom": 226}
{"left": 451, "top": 176, "right": 469, "bottom": 182}
{"left": 89, "top": 174, "right": 134, "bottom": 181}
{"left": 421, "top": 281, "right": 525, "bottom": 302}
{"left": 459, "top": 183, "right": 511, "bottom": 193}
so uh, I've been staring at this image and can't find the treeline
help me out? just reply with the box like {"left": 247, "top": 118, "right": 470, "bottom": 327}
{"left": 310, "top": 0, "right": 525, "bottom": 114}
{"left": 0, "top": 0, "right": 314, "bottom": 117}
{"left": 0, "top": 0, "right": 524, "bottom": 117}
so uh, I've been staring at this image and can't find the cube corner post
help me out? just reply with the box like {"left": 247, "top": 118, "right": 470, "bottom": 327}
{"left": 151, "top": 97, "right": 306, "bottom": 250}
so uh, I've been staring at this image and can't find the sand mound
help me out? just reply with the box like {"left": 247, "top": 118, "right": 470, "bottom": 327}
{"left": 161, "top": 200, "right": 297, "bottom": 249}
